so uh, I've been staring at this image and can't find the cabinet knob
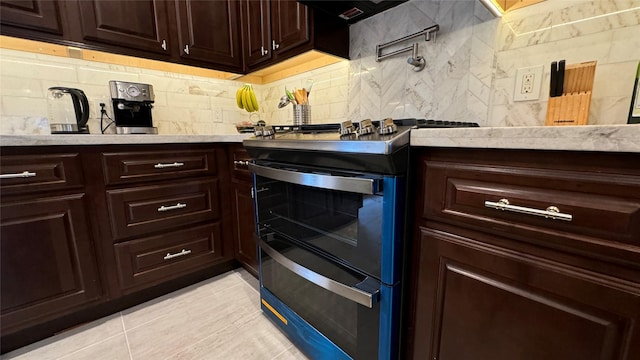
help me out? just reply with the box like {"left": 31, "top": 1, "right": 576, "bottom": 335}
{"left": 261, "top": 46, "right": 268, "bottom": 56}
{"left": 272, "top": 40, "right": 280, "bottom": 50}
{"left": 161, "top": 39, "right": 167, "bottom": 51}
{"left": 184, "top": 45, "right": 190, "bottom": 55}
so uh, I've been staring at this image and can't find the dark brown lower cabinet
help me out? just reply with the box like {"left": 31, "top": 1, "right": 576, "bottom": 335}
{"left": 231, "top": 179, "right": 257, "bottom": 276}
{"left": 408, "top": 149, "right": 640, "bottom": 360}
{"left": 411, "top": 226, "right": 640, "bottom": 360}
{"left": 0, "top": 193, "right": 102, "bottom": 334}
{"left": 229, "top": 144, "right": 257, "bottom": 276}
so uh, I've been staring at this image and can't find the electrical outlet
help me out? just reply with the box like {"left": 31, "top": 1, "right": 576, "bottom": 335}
{"left": 213, "top": 106, "right": 223, "bottom": 122}
{"left": 514, "top": 65, "right": 543, "bottom": 101}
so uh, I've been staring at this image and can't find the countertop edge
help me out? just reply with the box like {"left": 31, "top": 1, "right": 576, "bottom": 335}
{"left": 409, "top": 124, "right": 640, "bottom": 153}
{"left": 0, "top": 134, "right": 252, "bottom": 146}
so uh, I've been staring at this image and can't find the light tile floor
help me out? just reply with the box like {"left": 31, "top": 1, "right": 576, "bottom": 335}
{"left": 3, "top": 269, "right": 309, "bottom": 360}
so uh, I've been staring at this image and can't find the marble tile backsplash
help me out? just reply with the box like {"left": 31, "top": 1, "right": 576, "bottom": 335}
{"left": 1, "top": 0, "right": 638, "bottom": 135}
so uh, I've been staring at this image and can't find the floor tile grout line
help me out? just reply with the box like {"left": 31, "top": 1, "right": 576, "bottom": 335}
{"left": 270, "top": 346, "right": 291, "bottom": 360}
{"left": 120, "top": 312, "right": 134, "bottom": 360}
{"left": 52, "top": 331, "right": 125, "bottom": 360}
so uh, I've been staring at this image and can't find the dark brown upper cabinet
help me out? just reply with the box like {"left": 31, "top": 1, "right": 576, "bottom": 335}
{"left": 242, "top": 0, "right": 348, "bottom": 72}
{"left": 0, "top": 0, "right": 65, "bottom": 40}
{"left": 77, "top": 0, "right": 171, "bottom": 56}
{"left": 0, "top": 0, "right": 348, "bottom": 75}
{"left": 270, "top": 0, "right": 309, "bottom": 56}
{"left": 241, "top": 0, "right": 272, "bottom": 69}
{"left": 174, "top": 0, "right": 243, "bottom": 73}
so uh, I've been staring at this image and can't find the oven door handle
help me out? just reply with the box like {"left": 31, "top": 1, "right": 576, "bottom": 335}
{"left": 258, "top": 237, "right": 380, "bottom": 308}
{"left": 248, "top": 163, "right": 380, "bottom": 195}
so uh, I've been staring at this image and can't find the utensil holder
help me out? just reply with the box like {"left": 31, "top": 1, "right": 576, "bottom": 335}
{"left": 545, "top": 61, "right": 596, "bottom": 126}
{"left": 293, "top": 104, "right": 311, "bottom": 125}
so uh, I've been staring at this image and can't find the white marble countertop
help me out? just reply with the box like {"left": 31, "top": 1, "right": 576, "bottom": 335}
{"left": 0, "top": 133, "right": 251, "bottom": 146}
{"left": 2, "top": 125, "right": 639, "bottom": 152}
{"left": 410, "top": 124, "right": 640, "bottom": 153}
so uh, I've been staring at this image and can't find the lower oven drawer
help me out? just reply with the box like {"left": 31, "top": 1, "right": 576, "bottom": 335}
{"left": 259, "top": 234, "right": 392, "bottom": 359}
{"left": 106, "top": 179, "right": 219, "bottom": 240}
{"left": 114, "top": 222, "right": 223, "bottom": 292}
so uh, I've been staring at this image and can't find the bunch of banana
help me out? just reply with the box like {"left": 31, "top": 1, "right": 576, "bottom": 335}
{"left": 236, "top": 84, "right": 259, "bottom": 113}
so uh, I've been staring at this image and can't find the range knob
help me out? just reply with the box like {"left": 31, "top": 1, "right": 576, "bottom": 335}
{"left": 378, "top": 118, "right": 397, "bottom": 135}
{"left": 358, "top": 119, "right": 375, "bottom": 136}
{"left": 261, "top": 125, "right": 275, "bottom": 137}
{"left": 339, "top": 120, "right": 355, "bottom": 136}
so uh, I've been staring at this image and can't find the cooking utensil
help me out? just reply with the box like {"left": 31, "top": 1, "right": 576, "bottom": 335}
{"left": 285, "top": 88, "right": 296, "bottom": 104}
{"left": 278, "top": 94, "right": 291, "bottom": 108}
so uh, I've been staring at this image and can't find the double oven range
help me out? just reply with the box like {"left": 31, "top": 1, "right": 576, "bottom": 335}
{"left": 243, "top": 118, "right": 415, "bottom": 359}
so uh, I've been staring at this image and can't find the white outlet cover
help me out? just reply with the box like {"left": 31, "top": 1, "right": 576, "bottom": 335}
{"left": 514, "top": 65, "right": 544, "bottom": 102}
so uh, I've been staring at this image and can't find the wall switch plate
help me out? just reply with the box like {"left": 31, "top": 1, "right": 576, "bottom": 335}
{"left": 213, "top": 106, "right": 223, "bottom": 122}
{"left": 514, "top": 65, "right": 543, "bottom": 101}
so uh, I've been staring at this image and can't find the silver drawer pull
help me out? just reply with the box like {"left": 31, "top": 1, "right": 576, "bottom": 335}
{"left": 485, "top": 198, "right": 573, "bottom": 221}
{"left": 157, "top": 203, "right": 187, "bottom": 212}
{"left": 0, "top": 171, "right": 37, "bottom": 179}
{"left": 234, "top": 160, "right": 249, "bottom": 166}
{"left": 154, "top": 162, "right": 184, "bottom": 169}
{"left": 163, "top": 249, "right": 192, "bottom": 260}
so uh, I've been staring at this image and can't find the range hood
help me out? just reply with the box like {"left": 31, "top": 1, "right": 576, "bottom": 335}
{"left": 299, "top": 0, "right": 408, "bottom": 24}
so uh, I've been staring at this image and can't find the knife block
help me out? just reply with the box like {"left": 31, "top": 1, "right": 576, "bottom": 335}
{"left": 545, "top": 61, "right": 597, "bottom": 126}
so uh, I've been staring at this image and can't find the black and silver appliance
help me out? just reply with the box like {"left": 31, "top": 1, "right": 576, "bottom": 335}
{"left": 244, "top": 118, "right": 415, "bottom": 359}
{"left": 109, "top": 80, "right": 157, "bottom": 134}
{"left": 47, "top": 87, "right": 90, "bottom": 134}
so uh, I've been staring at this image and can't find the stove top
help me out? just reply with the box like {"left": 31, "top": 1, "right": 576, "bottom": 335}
{"left": 244, "top": 118, "right": 478, "bottom": 174}
{"left": 243, "top": 118, "right": 478, "bottom": 155}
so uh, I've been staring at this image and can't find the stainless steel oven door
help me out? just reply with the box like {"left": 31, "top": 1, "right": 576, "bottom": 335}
{"left": 250, "top": 161, "right": 386, "bottom": 281}
{"left": 259, "top": 232, "right": 381, "bottom": 359}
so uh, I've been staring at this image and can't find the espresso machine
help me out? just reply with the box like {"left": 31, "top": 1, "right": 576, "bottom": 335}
{"left": 109, "top": 80, "right": 158, "bottom": 134}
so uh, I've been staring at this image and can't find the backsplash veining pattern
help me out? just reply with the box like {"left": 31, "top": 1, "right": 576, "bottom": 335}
{"left": 1, "top": 0, "right": 639, "bottom": 135}
{"left": 348, "top": 0, "right": 498, "bottom": 126}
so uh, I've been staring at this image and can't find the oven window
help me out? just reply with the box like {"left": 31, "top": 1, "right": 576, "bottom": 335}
{"left": 261, "top": 235, "right": 379, "bottom": 359}
{"left": 255, "top": 175, "right": 383, "bottom": 279}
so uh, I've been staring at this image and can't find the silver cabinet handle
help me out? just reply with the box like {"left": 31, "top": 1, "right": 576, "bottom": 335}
{"left": 258, "top": 237, "right": 379, "bottom": 308}
{"left": 163, "top": 249, "right": 192, "bottom": 260}
{"left": 0, "top": 171, "right": 36, "bottom": 179}
{"left": 272, "top": 40, "right": 279, "bottom": 50}
{"left": 184, "top": 45, "right": 190, "bottom": 54}
{"left": 234, "top": 160, "right": 249, "bottom": 166}
{"left": 261, "top": 46, "right": 268, "bottom": 56}
{"left": 161, "top": 39, "right": 167, "bottom": 50}
{"left": 249, "top": 163, "right": 381, "bottom": 195}
{"left": 154, "top": 162, "right": 184, "bottom": 169}
{"left": 157, "top": 203, "right": 187, "bottom": 212}
{"left": 484, "top": 198, "right": 573, "bottom": 221}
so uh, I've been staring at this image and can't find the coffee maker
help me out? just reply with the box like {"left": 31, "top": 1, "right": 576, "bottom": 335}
{"left": 109, "top": 80, "right": 158, "bottom": 134}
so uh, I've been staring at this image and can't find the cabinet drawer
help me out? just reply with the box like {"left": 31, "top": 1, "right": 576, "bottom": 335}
{"left": 423, "top": 161, "right": 640, "bottom": 264}
{"left": 230, "top": 145, "right": 251, "bottom": 180}
{"left": 106, "top": 179, "right": 219, "bottom": 240}
{"left": 0, "top": 153, "right": 84, "bottom": 195}
{"left": 102, "top": 149, "right": 217, "bottom": 185}
{"left": 114, "top": 223, "right": 224, "bottom": 293}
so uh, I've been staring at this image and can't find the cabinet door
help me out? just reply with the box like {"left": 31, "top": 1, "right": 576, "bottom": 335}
{"left": 411, "top": 226, "right": 640, "bottom": 360}
{"left": 0, "top": 0, "right": 64, "bottom": 36}
{"left": 231, "top": 179, "right": 257, "bottom": 276}
{"left": 174, "top": 0, "right": 242, "bottom": 71}
{"left": 0, "top": 194, "right": 102, "bottom": 334}
{"left": 78, "top": 0, "right": 170, "bottom": 56}
{"left": 241, "top": 0, "right": 272, "bottom": 69}
{"left": 270, "top": 0, "right": 309, "bottom": 55}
